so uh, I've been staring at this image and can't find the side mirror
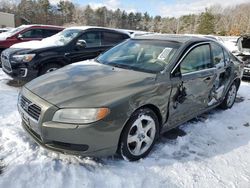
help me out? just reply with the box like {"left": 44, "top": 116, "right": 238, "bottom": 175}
{"left": 171, "top": 66, "right": 182, "bottom": 78}
{"left": 17, "top": 34, "right": 23, "bottom": 40}
{"left": 173, "top": 71, "right": 182, "bottom": 78}
{"left": 76, "top": 39, "right": 87, "bottom": 50}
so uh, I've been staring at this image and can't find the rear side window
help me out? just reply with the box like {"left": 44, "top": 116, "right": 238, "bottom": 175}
{"left": 78, "top": 32, "right": 101, "bottom": 48}
{"left": 101, "top": 32, "right": 128, "bottom": 46}
{"left": 181, "top": 44, "right": 212, "bottom": 74}
{"left": 43, "top": 29, "right": 60, "bottom": 38}
{"left": 21, "top": 29, "right": 43, "bottom": 38}
{"left": 211, "top": 43, "right": 225, "bottom": 64}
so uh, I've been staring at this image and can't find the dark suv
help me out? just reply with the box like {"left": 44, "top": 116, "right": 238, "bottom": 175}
{"left": 1, "top": 27, "right": 130, "bottom": 81}
{"left": 0, "top": 25, "right": 64, "bottom": 54}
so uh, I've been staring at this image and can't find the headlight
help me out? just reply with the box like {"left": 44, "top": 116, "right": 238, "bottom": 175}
{"left": 52, "top": 108, "right": 110, "bottom": 124}
{"left": 12, "top": 54, "right": 36, "bottom": 62}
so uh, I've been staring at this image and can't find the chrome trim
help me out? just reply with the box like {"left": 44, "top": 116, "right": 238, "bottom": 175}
{"left": 171, "top": 42, "right": 211, "bottom": 75}
{"left": 20, "top": 68, "right": 28, "bottom": 77}
{"left": 18, "top": 102, "right": 39, "bottom": 123}
{"left": 244, "top": 67, "right": 250, "bottom": 70}
{"left": 182, "top": 67, "right": 216, "bottom": 76}
{"left": 18, "top": 95, "right": 42, "bottom": 122}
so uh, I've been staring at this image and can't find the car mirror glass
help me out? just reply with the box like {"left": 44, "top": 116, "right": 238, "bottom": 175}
{"left": 17, "top": 34, "right": 23, "bottom": 40}
{"left": 76, "top": 39, "right": 87, "bottom": 50}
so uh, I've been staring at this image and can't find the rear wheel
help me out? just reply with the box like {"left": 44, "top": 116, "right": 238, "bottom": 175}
{"left": 39, "top": 63, "right": 62, "bottom": 76}
{"left": 220, "top": 82, "right": 237, "bottom": 109}
{"left": 119, "top": 108, "right": 159, "bottom": 161}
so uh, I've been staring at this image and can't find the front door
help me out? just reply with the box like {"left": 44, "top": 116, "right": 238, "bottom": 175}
{"left": 168, "top": 43, "right": 216, "bottom": 127}
{"left": 67, "top": 31, "right": 106, "bottom": 63}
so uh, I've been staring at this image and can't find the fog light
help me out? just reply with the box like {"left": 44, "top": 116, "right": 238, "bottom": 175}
{"left": 19, "top": 68, "right": 27, "bottom": 77}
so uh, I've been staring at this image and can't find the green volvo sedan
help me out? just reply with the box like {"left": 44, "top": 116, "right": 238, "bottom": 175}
{"left": 18, "top": 34, "right": 243, "bottom": 161}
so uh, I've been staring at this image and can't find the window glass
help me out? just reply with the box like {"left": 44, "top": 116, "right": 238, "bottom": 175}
{"left": 211, "top": 43, "right": 225, "bottom": 64}
{"left": 79, "top": 32, "right": 101, "bottom": 47}
{"left": 21, "top": 29, "right": 43, "bottom": 38}
{"left": 43, "top": 29, "right": 60, "bottom": 38}
{"left": 97, "top": 39, "right": 180, "bottom": 73}
{"left": 181, "top": 45, "right": 212, "bottom": 74}
{"left": 102, "top": 32, "right": 128, "bottom": 46}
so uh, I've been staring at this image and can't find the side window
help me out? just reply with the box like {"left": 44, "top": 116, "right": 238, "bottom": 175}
{"left": 181, "top": 44, "right": 212, "bottom": 74}
{"left": 43, "top": 29, "right": 60, "bottom": 38}
{"left": 21, "top": 29, "right": 43, "bottom": 38}
{"left": 211, "top": 43, "right": 225, "bottom": 64}
{"left": 101, "top": 32, "right": 128, "bottom": 46}
{"left": 78, "top": 32, "right": 101, "bottom": 48}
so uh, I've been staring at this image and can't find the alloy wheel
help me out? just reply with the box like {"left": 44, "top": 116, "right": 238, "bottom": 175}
{"left": 127, "top": 115, "right": 156, "bottom": 156}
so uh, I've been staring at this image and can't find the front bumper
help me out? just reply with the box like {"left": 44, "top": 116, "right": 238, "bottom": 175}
{"left": 18, "top": 87, "right": 122, "bottom": 157}
{"left": 2, "top": 61, "right": 38, "bottom": 81}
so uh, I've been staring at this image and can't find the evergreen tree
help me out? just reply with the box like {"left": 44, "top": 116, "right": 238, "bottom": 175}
{"left": 197, "top": 9, "right": 215, "bottom": 34}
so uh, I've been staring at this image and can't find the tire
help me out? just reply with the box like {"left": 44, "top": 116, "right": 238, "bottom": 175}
{"left": 220, "top": 82, "right": 237, "bottom": 109}
{"left": 118, "top": 108, "right": 159, "bottom": 161}
{"left": 39, "top": 63, "right": 62, "bottom": 76}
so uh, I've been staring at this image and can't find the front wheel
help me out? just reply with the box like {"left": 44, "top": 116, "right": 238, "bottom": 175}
{"left": 220, "top": 82, "right": 238, "bottom": 109}
{"left": 118, "top": 108, "right": 159, "bottom": 161}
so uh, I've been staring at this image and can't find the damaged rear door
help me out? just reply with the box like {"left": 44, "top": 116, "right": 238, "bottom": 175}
{"left": 167, "top": 43, "right": 216, "bottom": 127}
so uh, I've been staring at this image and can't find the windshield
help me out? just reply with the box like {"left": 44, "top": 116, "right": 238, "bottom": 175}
{"left": 97, "top": 39, "right": 180, "bottom": 73}
{"left": 46, "top": 29, "right": 81, "bottom": 46}
{"left": 0, "top": 25, "right": 29, "bottom": 37}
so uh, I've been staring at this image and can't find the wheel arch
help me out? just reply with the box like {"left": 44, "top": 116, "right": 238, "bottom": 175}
{"left": 37, "top": 59, "right": 67, "bottom": 74}
{"left": 117, "top": 103, "right": 163, "bottom": 152}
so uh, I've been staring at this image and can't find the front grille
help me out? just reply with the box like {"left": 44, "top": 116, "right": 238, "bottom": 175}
{"left": 1, "top": 53, "right": 12, "bottom": 73}
{"left": 20, "top": 95, "right": 41, "bottom": 121}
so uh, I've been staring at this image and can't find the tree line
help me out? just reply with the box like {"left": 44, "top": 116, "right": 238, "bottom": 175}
{"left": 0, "top": 0, "right": 250, "bottom": 36}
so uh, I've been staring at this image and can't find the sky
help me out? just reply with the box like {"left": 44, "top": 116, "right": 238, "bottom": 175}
{"left": 49, "top": 0, "right": 250, "bottom": 17}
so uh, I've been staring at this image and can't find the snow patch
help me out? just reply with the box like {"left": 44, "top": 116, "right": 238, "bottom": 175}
{"left": 0, "top": 69, "right": 250, "bottom": 187}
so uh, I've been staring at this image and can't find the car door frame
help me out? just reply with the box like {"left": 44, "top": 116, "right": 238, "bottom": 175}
{"left": 166, "top": 41, "right": 217, "bottom": 128}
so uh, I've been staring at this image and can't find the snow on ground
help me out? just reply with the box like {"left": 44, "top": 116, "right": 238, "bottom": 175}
{"left": 0, "top": 69, "right": 250, "bottom": 188}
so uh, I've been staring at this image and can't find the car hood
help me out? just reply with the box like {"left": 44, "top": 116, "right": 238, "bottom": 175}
{"left": 25, "top": 60, "right": 156, "bottom": 108}
{"left": 2, "top": 47, "right": 34, "bottom": 56}
{"left": 3, "top": 45, "right": 62, "bottom": 56}
{"left": 11, "top": 35, "right": 63, "bottom": 49}
{"left": 236, "top": 36, "right": 250, "bottom": 55}
{"left": 0, "top": 32, "right": 11, "bottom": 41}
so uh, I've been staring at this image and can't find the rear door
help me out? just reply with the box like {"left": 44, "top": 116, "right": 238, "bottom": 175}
{"left": 42, "top": 29, "right": 61, "bottom": 38}
{"left": 101, "top": 31, "right": 129, "bottom": 50}
{"left": 168, "top": 43, "right": 216, "bottom": 126}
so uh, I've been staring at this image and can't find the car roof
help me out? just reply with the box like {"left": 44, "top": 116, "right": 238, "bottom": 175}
{"left": 20, "top": 24, "right": 64, "bottom": 29}
{"left": 133, "top": 34, "right": 211, "bottom": 44}
{"left": 65, "top": 26, "right": 131, "bottom": 36}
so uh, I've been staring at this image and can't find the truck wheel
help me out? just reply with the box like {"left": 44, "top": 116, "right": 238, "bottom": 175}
{"left": 39, "top": 63, "right": 62, "bottom": 76}
{"left": 118, "top": 108, "right": 159, "bottom": 161}
{"left": 220, "top": 82, "right": 237, "bottom": 109}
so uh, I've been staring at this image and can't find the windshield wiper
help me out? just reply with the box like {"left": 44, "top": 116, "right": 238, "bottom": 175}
{"left": 107, "top": 62, "right": 133, "bottom": 70}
